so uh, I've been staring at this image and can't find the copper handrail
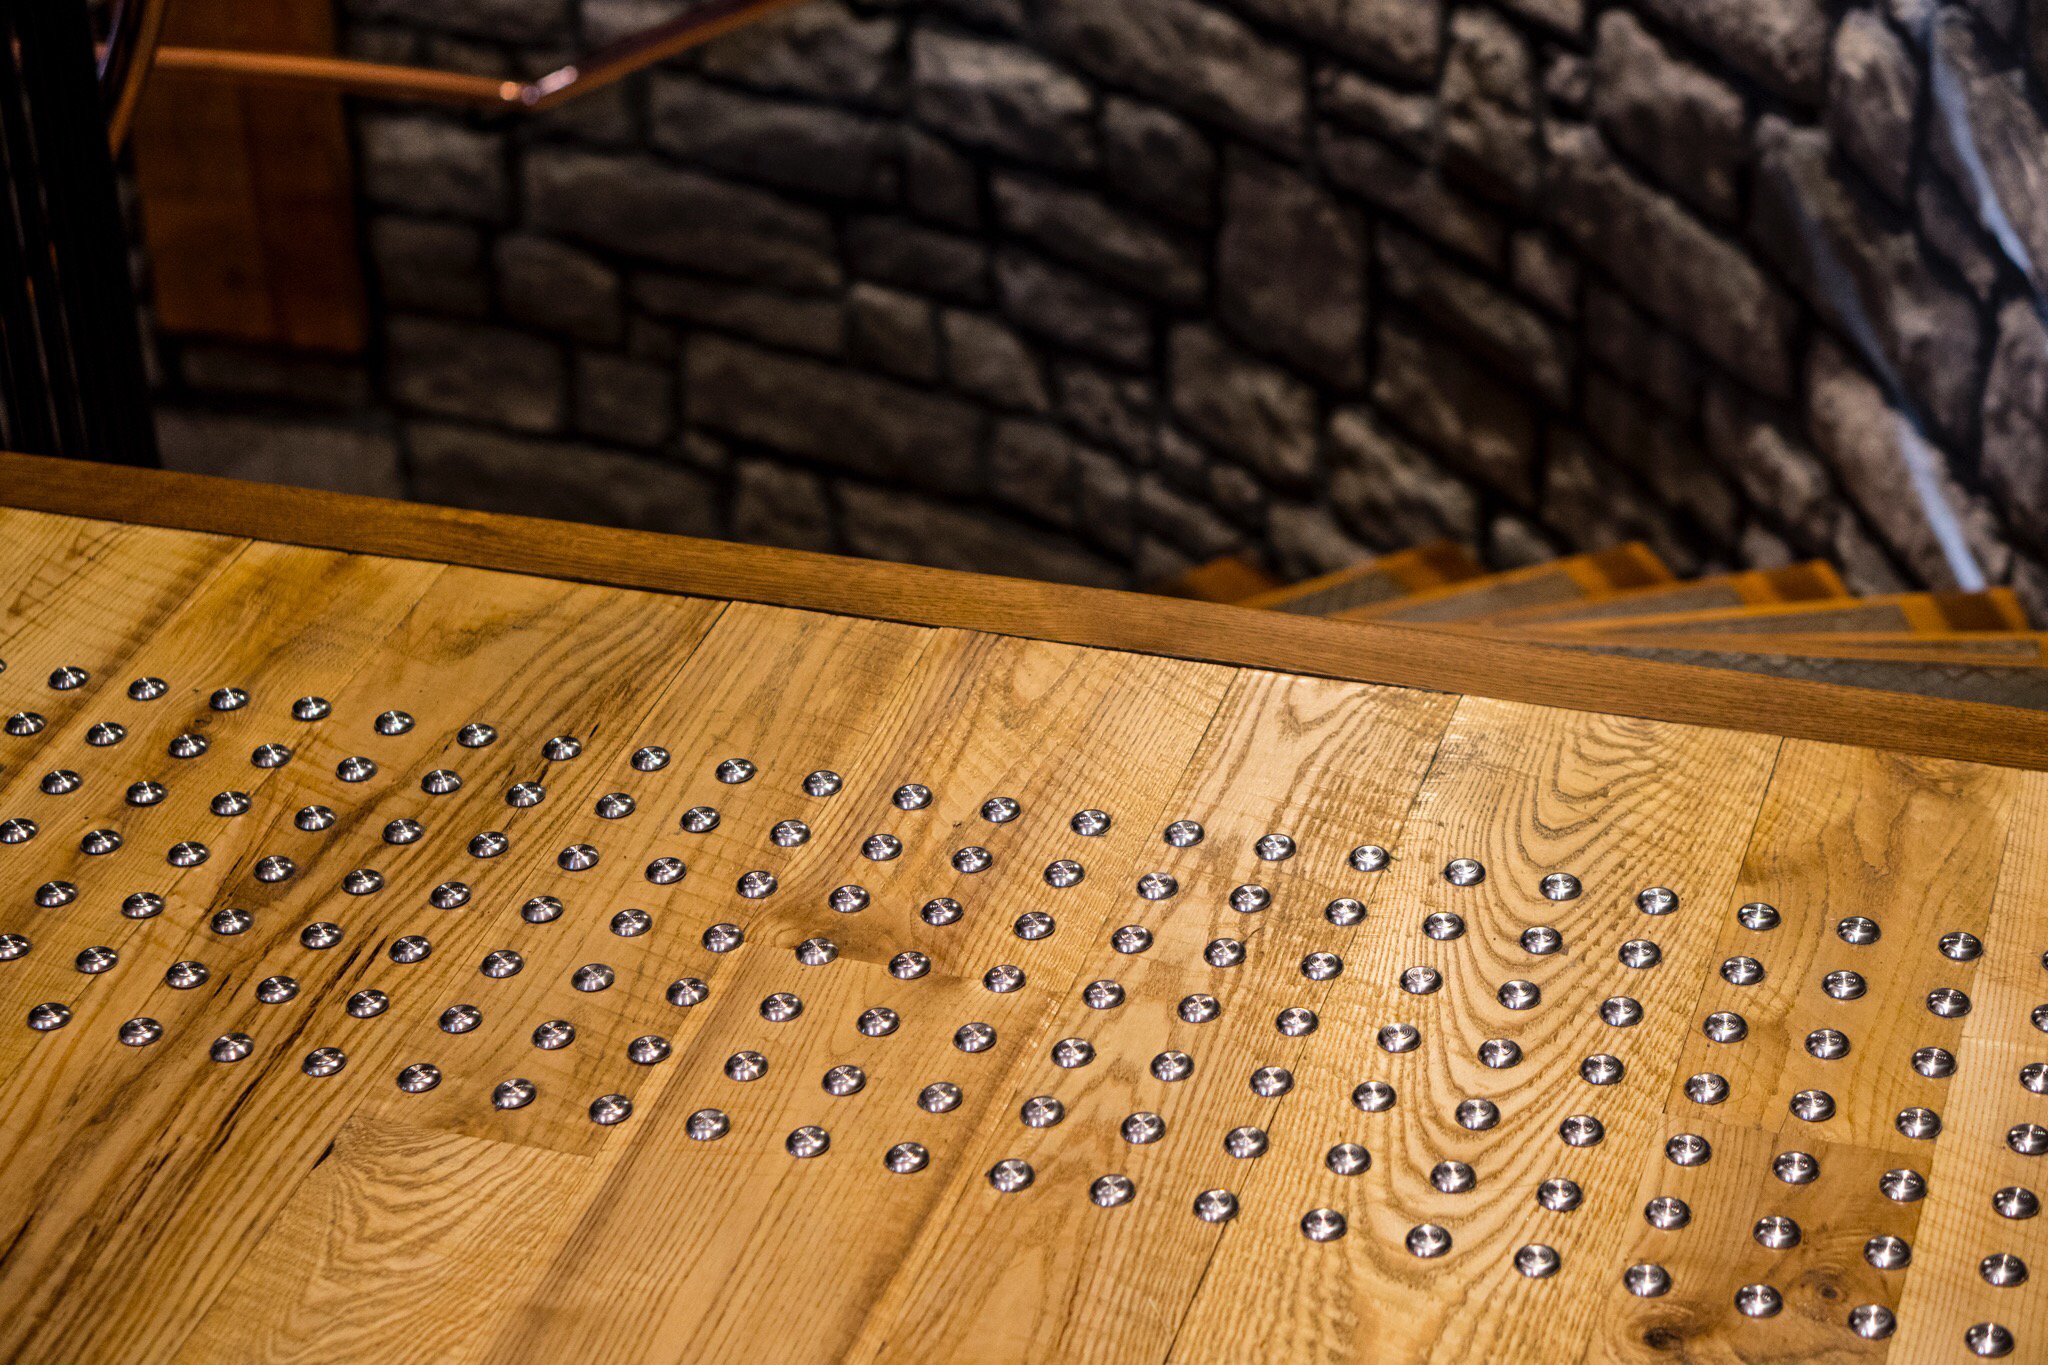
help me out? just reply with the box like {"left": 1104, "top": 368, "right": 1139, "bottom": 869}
{"left": 104, "top": 0, "right": 813, "bottom": 149}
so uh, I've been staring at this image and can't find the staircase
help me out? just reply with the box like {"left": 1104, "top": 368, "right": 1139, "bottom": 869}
{"left": 1157, "top": 543, "right": 2048, "bottom": 711}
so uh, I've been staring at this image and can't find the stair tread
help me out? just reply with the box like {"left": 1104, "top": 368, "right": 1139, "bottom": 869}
{"left": 1330, "top": 543, "right": 1673, "bottom": 623}
{"left": 1236, "top": 540, "right": 1485, "bottom": 614}
{"left": 1146, "top": 554, "right": 1280, "bottom": 603}
{"left": 1468, "top": 562, "right": 1848, "bottom": 626}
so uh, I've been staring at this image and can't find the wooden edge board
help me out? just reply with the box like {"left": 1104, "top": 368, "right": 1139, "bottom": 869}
{"left": 1467, "top": 561, "right": 1849, "bottom": 627}
{"left": 2, "top": 452, "right": 2046, "bottom": 770}
{"left": 1486, "top": 587, "right": 2031, "bottom": 637}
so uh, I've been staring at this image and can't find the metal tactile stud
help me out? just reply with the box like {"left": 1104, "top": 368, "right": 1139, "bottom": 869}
{"left": 703, "top": 923, "right": 744, "bottom": 954}
{"left": 1443, "top": 858, "right": 1485, "bottom": 886}
{"left": 510, "top": 894, "right": 562, "bottom": 926}
{"left": 1379, "top": 1022, "right": 1422, "bottom": 1053}
{"left": 686, "top": 1108, "right": 729, "bottom": 1140}
{"left": 480, "top": 948, "right": 524, "bottom": 978}
{"left": 213, "top": 790, "right": 254, "bottom": 817}
{"left": 1084, "top": 979, "right": 1126, "bottom": 1009}
{"left": 165, "top": 960, "right": 210, "bottom": 988}
{"left": 253, "top": 855, "right": 296, "bottom": 885}
{"left": 301, "top": 922, "right": 345, "bottom": 950}
{"left": 41, "top": 769, "right": 81, "bottom": 795}
{"left": 1301, "top": 951, "right": 1344, "bottom": 981}
{"left": 347, "top": 990, "right": 390, "bottom": 1019}
{"left": 494, "top": 1079, "right": 537, "bottom": 1110}
{"left": 1540, "top": 872, "right": 1582, "bottom": 901}
{"left": 1772, "top": 1150, "right": 1821, "bottom": 1185}
{"left": 1734, "top": 1284, "right": 1782, "bottom": 1318}
{"left": 1702, "top": 1010, "right": 1748, "bottom": 1043}
{"left": 1521, "top": 926, "right": 1563, "bottom": 955}
{"left": 86, "top": 721, "right": 127, "bottom": 747}
{"left": 892, "top": 783, "right": 932, "bottom": 811}
{"left": 1624, "top": 1264, "right": 1671, "bottom": 1297}
{"left": 1536, "top": 1177, "right": 1581, "bottom": 1212}
{"left": 1635, "top": 886, "right": 1678, "bottom": 916}
{"left": 296, "top": 805, "right": 337, "bottom": 833}
{"left": 0, "top": 933, "right": 29, "bottom": 960}
{"left": 210, "top": 1033, "right": 255, "bottom": 1063}
{"left": 210, "top": 687, "right": 249, "bottom": 712}
{"left": 1928, "top": 986, "right": 1972, "bottom": 1018}
{"left": 1941, "top": 930, "right": 1984, "bottom": 961}
{"left": 803, "top": 770, "right": 842, "bottom": 797}
{"left": 1738, "top": 901, "right": 1782, "bottom": 931}
{"left": 251, "top": 742, "right": 292, "bottom": 770}
{"left": 952, "top": 846, "right": 993, "bottom": 875}
{"left": 1350, "top": 844, "right": 1389, "bottom": 872}
{"left": 118, "top": 1017, "right": 163, "bottom": 1047}
{"left": 1254, "top": 833, "right": 1296, "bottom": 862}
{"left": 1326, "top": 1143, "right": 1371, "bottom": 1176}
{"left": 667, "top": 978, "right": 709, "bottom": 1008}
{"left": 737, "top": 870, "right": 778, "bottom": 899}
{"left": 507, "top": 782, "right": 546, "bottom": 809}
{"left": 645, "top": 857, "right": 685, "bottom": 885}
{"left": 1498, "top": 980, "right": 1541, "bottom": 1010}
{"left": 1205, "top": 939, "right": 1246, "bottom": 968}
{"left": 35, "top": 881, "right": 77, "bottom": 908}
{"left": 1423, "top": 911, "right": 1465, "bottom": 941}
{"left": 342, "top": 869, "right": 385, "bottom": 896}
{"left": 1480, "top": 1039, "right": 1523, "bottom": 1069}
{"left": 1227, "top": 884, "right": 1272, "bottom": 914}
{"left": 255, "top": 975, "right": 300, "bottom": 1005}
{"left": 80, "top": 828, "right": 124, "bottom": 856}
{"left": 1618, "top": 939, "right": 1662, "bottom": 969}
{"left": 1837, "top": 915, "right": 1881, "bottom": 945}
{"left": 1864, "top": 1234, "right": 1911, "bottom": 1269}
{"left": 1455, "top": 1099, "right": 1500, "bottom": 1131}
{"left": 1754, "top": 1215, "right": 1801, "bottom": 1249}
{"left": 557, "top": 843, "right": 600, "bottom": 872}
{"left": 1178, "top": 993, "right": 1221, "bottom": 1023}
{"left": 1897, "top": 1107, "right": 1943, "bottom": 1140}
{"left": 590, "top": 1095, "right": 633, "bottom": 1126}
{"left": 1015, "top": 910, "right": 1058, "bottom": 940}
{"left": 1302, "top": 1209, "right": 1347, "bottom": 1243}
{"left": 1091, "top": 1175, "right": 1136, "bottom": 1207}
{"left": 1665, "top": 1133, "right": 1710, "bottom": 1165}
{"left": 594, "top": 792, "right": 634, "bottom": 820}
{"left": 119, "top": 780, "right": 162, "bottom": 808}
{"left": 1224, "top": 1126, "right": 1270, "bottom": 1159}
{"left": 1051, "top": 1037, "right": 1095, "bottom": 1068}
{"left": 571, "top": 963, "right": 615, "bottom": 993}
{"left": 1824, "top": 969, "right": 1867, "bottom": 1001}
{"left": 440, "top": 1004, "right": 481, "bottom": 1033}
{"left": 27, "top": 1002, "right": 71, "bottom": 1031}
{"left": 1110, "top": 925, "right": 1153, "bottom": 954}
{"left": 612, "top": 909, "right": 653, "bottom": 939}
{"left": 167, "top": 838, "right": 211, "bottom": 867}
{"left": 1044, "top": 859, "right": 1084, "bottom": 889}
{"left": 2010, "top": 1123, "right": 2048, "bottom": 1155}
{"left": 985, "top": 964, "right": 1026, "bottom": 994}
{"left": 1351, "top": 1081, "right": 1395, "bottom": 1112}
{"left": 761, "top": 992, "right": 804, "bottom": 1023}
{"left": 1164, "top": 819, "right": 1204, "bottom": 848}
{"left": 1193, "top": 1189, "right": 1238, "bottom": 1223}
{"left": 1250, "top": 1067, "right": 1294, "bottom": 1098}
{"left": 1981, "top": 1252, "right": 2028, "bottom": 1287}
{"left": 128, "top": 676, "right": 168, "bottom": 701}
{"left": 47, "top": 665, "right": 90, "bottom": 691}
{"left": 1880, "top": 1168, "right": 1928, "bottom": 1201}
{"left": 1406, "top": 1224, "right": 1451, "bottom": 1258}
{"left": 1324, "top": 897, "right": 1367, "bottom": 928}
{"left": 864, "top": 835, "right": 903, "bottom": 863}
{"left": 1994, "top": 1186, "right": 2039, "bottom": 1219}
{"left": 1790, "top": 1089, "right": 1837, "bottom": 1122}
{"left": 884, "top": 1142, "right": 929, "bottom": 1174}
{"left": 769, "top": 819, "right": 810, "bottom": 849}
{"left": 980, "top": 797, "right": 1020, "bottom": 825}
{"left": 1916, "top": 1046, "right": 1958, "bottom": 1078}
{"left": 628, "top": 1036, "right": 672, "bottom": 1066}
{"left": 1515, "top": 1244, "right": 1561, "bottom": 1278}
{"left": 303, "top": 1047, "right": 347, "bottom": 1077}
{"left": 954, "top": 1022, "right": 996, "bottom": 1053}
{"left": 397, "top": 1063, "right": 441, "bottom": 1094}
{"left": 291, "top": 696, "right": 332, "bottom": 722}
{"left": 1401, "top": 966, "right": 1442, "bottom": 996}
{"left": 1719, "top": 955, "right": 1765, "bottom": 986}
{"left": 336, "top": 755, "right": 376, "bottom": 783}
{"left": 1067, "top": 808, "right": 1113, "bottom": 838}
{"left": 920, "top": 1082, "right": 963, "bottom": 1113}
{"left": 429, "top": 881, "right": 471, "bottom": 910}
{"left": 922, "top": 897, "right": 964, "bottom": 928}
{"left": 1020, "top": 1095, "right": 1065, "bottom": 1128}
{"left": 1848, "top": 1304, "right": 1896, "bottom": 1339}
{"left": 1580, "top": 1053, "right": 1624, "bottom": 1085}
{"left": 1685, "top": 1072, "right": 1730, "bottom": 1105}
{"left": 1135, "top": 872, "right": 1179, "bottom": 902}
{"left": 532, "top": 1020, "right": 577, "bottom": 1051}
{"left": 1120, "top": 1112, "right": 1167, "bottom": 1145}
{"left": 206, "top": 908, "right": 252, "bottom": 937}
{"left": 988, "top": 1158, "right": 1033, "bottom": 1191}
{"left": 1966, "top": 1324, "right": 2016, "bottom": 1358}
{"left": 1152, "top": 1051, "right": 1195, "bottom": 1082}
{"left": 1431, "top": 1159, "right": 1475, "bottom": 1193}
{"left": 713, "top": 758, "right": 757, "bottom": 786}
{"left": 5, "top": 712, "right": 46, "bottom": 737}
{"left": 0, "top": 818, "right": 36, "bottom": 845}
{"left": 623, "top": 745, "right": 669, "bottom": 775}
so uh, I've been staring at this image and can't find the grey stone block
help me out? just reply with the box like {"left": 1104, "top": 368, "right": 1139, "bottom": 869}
{"left": 1055, "top": 361, "right": 1154, "bottom": 458}
{"left": 991, "top": 172, "right": 1204, "bottom": 305}
{"left": 408, "top": 422, "right": 717, "bottom": 535}
{"left": 1542, "top": 431, "right": 1699, "bottom": 572}
{"left": 849, "top": 283, "right": 941, "bottom": 381}
{"left": 1218, "top": 149, "right": 1367, "bottom": 386}
{"left": 575, "top": 351, "right": 675, "bottom": 448}
{"left": 387, "top": 316, "right": 565, "bottom": 433}
{"left": 526, "top": 149, "right": 840, "bottom": 291}
{"left": 909, "top": 28, "right": 1096, "bottom": 169}
{"left": 1223, "top": 0, "right": 1440, "bottom": 82}
{"left": 685, "top": 335, "right": 984, "bottom": 493}
{"left": 1268, "top": 500, "right": 1374, "bottom": 578}
{"left": 1168, "top": 324, "right": 1318, "bottom": 488}
{"left": 632, "top": 275, "right": 844, "bottom": 356}
{"left": 1982, "top": 297, "right": 2048, "bottom": 539}
{"left": 1509, "top": 231, "right": 1578, "bottom": 317}
{"left": 1323, "top": 130, "right": 1507, "bottom": 268}
{"left": 846, "top": 217, "right": 991, "bottom": 303}
{"left": 1592, "top": 10, "right": 1747, "bottom": 221}
{"left": 1137, "top": 472, "right": 1246, "bottom": 560}
{"left": 1327, "top": 405, "right": 1482, "bottom": 545}
{"left": 1315, "top": 67, "right": 1435, "bottom": 156}
{"left": 360, "top": 115, "right": 506, "bottom": 222}
{"left": 156, "top": 410, "right": 403, "bottom": 499}
{"left": 903, "top": 128, "right": 984, "bottom": 229}
{"left": 943, "top": 310, "right": 1050, "bottom": 411}
{"left": 1369, "top": 317, "right": 1534, "bottom": 502}
{"left": 994, "top": 250, "right": 1153, "bottom": 369}
{"left": 1701, "top": 381, "right": 1837, "bottom": 546}
{"left": 649, "top": 77, "right": 900, "bottom": 201}
{"left": 1582, "top": 283, "right": 1698, "bottom": 418}
{"left": 696, "top": 1, "right": 904, "bottom": 108}
{"left": 496, "top": 235, "right": 623, "bottom": 347}
{"left": 1040, "top": 0, "right": 1305, "bottom": 151}
{"left": 1583, "top": 374, "right": 1739, "bottom": 542}
{"left": 370, "top": 218, "right": 488, "bottom": 318}
{"left": 1441, "top": 8, "right": 1538, "bottom": 205}
{"left": 1632, "top": 0, "right": 1831, "bottom": 104}
{"left": 988, "top": 418, "right": 1078, "bottom": 525}
{"left": 1377, "top": 224, "right": 1568, "bottom": 405}
{"left": 1101, "top": 97, "right": 1218, "bottom": 227}
{"left": 1828, "top": 10, "right": 1918, "bottom": 206}
{"left": 731, "top": 458, "right": 836, "bottom": 551}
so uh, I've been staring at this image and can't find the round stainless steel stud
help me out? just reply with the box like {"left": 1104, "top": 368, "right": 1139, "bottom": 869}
{"left": 1848, "top": 1304, "right": 1896, "bottom": 1339}
{"left": 1942, "top": 930, "right": 1984, "bottom": 961}
{"left": 1864, "top": 1234, "right": 1911, "bottom": 1269}
{"left": 920, "top": 1082, "right": 962, "bottom": 1113}
{"left": 1522, "top": 925, "right": 1563, "bottom": 955}
{"left": 1423, "top": 911, "right": 1465, "bottom": 941}
{"left": 1721, "top": 955, "right": 1765, "bottom": 986}
{"left": 770, "top": 819, "right": 810, "bottom": 848}
{"left": 1994, "top": 1186, "right": 2038, "bottom": 1218}
{"left": 1051, "top": 1037, "right": 1094, "bottom": 1068}
{"left": 128, "top": 676, "right": 168, "bottom": 701}
{"left": 1150, "top": 1050, "right": 1196, "bottom": 1083}
{"left": 397, "top": 1063, "right": 441, "bottom": 1094}
{"left": 27, "top": 1002, "right": 69, "bottom": 1031}
{"left": 1456, "top": 1099, "right": 1499, "bottom": 1131}
{"left": 73, "top": 945, "right": 117, "bottom": 976}
{"left": 686, "top": 1109, "right": 729, "bottom": 1140}
{"left": 1352, "top": 1081, "right": 1395, "bottom": 1112}
{"left": 866, "top": 835, "right": 905, "bottom": 863}
{"left": 590, "top": 1094, "right": 632, "bottom": 1126}
{"left": 41, "top": 769, "right": 80, "bottom": 795}
{"left": 716, "top": 758, "right": 755, "bottom": 784}
{"left": 250, "top": 742, "right": 291, "bottom": 769}
{"left": 796, "top": 937, "right": 837, "bottom": 966}
{"left": 1928, "top": 986, "right": 1972, "bottom": 1018}
{"left": 1666, "top": 1133, "right": 1710, "bottom": 1166}
{"left": 1516, "top": 1244, "right": 1560, "bottom": 1278}
{"left": 532, "top": 1020, "right": 576, "bottom": 1050}
{"left": 118, "top": 1017, "right": 163, "bottom": 1047}
{"left": 923, "top": 898, "right": 964, "bottom": 927}
{"left": 1581, "top": 1053, "right": 1624, "bottom": 1085}
{"left": 1735, "top": 1284, "right": 1782, "bottom": 1318}
{"left": 988, "top": 1158, "right": 1032, "bottom": 1191}
{"left": 480, "top": 949, "right": 524, "bottom": 978}
{"left": 494, "top": 1079, "right": 536, "bottom": 1110}
{"left": 1824, "top": 969, "right": 1867, "bottom": 1000}
{"left": 980, "top": 797, "right": 1019, "bottom": 824}
{"left": 1916, "top": 1046, "right": 1958, "bottom": 1078}
{"left": 1838, "top": 915, "right": 1881, "bottom": 945}
{"left": 832, "top": 886, "right": 873, "bottom": 917}
{"left": 303, "top": 1047, "right": 347, "bottom": 1077}
{"left": 255, "top": 975, "right": 299, "bottom": 1004}
{"left": 1350, "top": 844, "right": 1389, "bottom": 871}
{"left": 1432, "top": 1160, "right": 1475, "bottom": 1192}
{"left": 5, "top": 713, "right": 45, "bottom": 737}
{"left": 1982, "top": 1253, "right": 2029, "bottom": 1287}
{"left": 1773, "top": 1150, "right": 1820, "bottom": 1184}
{"left": 1540, "top": 872, "right": 1582, "bottom": 901}
{"left": 291, "top": 696, "right": 332, "bottom": 722}
{"left": 667, "top": 978, "right": 709, "bottom": 1008}
{"left": 1015, "top": 910, "right": 1057, "bottom": 940}
{"left": 593, "top": 791, "right": 633, "bottom": 820}
{"left": 296, "top": 805, "right": 336, "bottom": 832}
{"left": 1250, "top": 1066, "right": 1294, "bottom": 1097}
{"left": 1560, "top": 1115, "right": 1605, "bottom": 1147}
{"left": 885, "top": 1142, "right": 929, "bottom": 1174}
{"left": 1754, "top": 1215, "right": 1801, "bottom": 1249}
{"left": 207, "top": 686, "right": 248, "bottom": 712}
{"left": 205, "top": 907, "right": 251, "bottom": 937}
{"left": 1498, "top": 979, "right": 1540, "bottom": 1010}
{"left": 301, "top": 922, "right": 344, "bottom": 950}
{"left": 645, "top": 857, "right": 685, "bottom": 885}
{"left": 1327, "top": 1143, "right": 1371, "bottom": 1175}
{"left": 1255, "top": 833, "right": 1296, "bottom": 862}
{"left": 985, "top": 964, "right": 1027, "bottom": 994}
{"left": 1637, "top": 886, "right": 1678, "bottom": 915}
{"left": 1091, "top": 1175, "right": 1135, "bottom": 1206}
{"left": 0, "top": 818, "right": 35, "bottom": 844}
{"left": 253, "top": 855, "right": 295, "bottom": 885}
{"left": 1071, "top": 808, "right": 1111, "bottom": 836}
{"left": 1625, "top": 1264, "right": 1671, "bottom": 1297}
{"left": 1301, "top": 951, "right": 1343, "bottom": 982}
{"left": 1136, "top": 872, "right": 1178, "bottom": 901}
{"left": 954, "top": 1022, "right": 995, "bottom": 1053}
{"left": 803, "top": 770, "right": 842, "bottom": 797}
{"left": 1406, "top": 1224, "right": 1450, "bottom": 1258}
{"left": 1684, "top": 1072, "right": 1729, "bottom": 1105}
{"left": 1324, "top": 897, "right": 1366, "bottom": 927}
{"left": 165, "top": 960, "right": 209, "bottom": 988}
{"left": 457, "top": 722, "right": 499, "bottom": 749}
{"left": 1379, "top": 1022, "right": 1421, "bottom": 1053}
{"left": 35, "top": 881, "right": 76, "bottom": 908}
{"left": 0, "top": 933, "right": 29, "bottom": 960}
{"left": 893, "top": 783, "right": 932, "bottom": 810}
{"left": 429, "top": 881, "right": 471, "bottom": 910}
{"left": 557, "top": 844, "right": 599, "bottom": 873}
{"left": 1897, "top": 1107, "right": 1943, "bottom": 1140}
{"left": 1703, "top": 1011, "right": 1748, "bottom": 1043}
{"left": 1194, "top": 1189, "right": 1238, "bottom": 1223}
{"left": 1537, "top": 1177, "right": 1582, "bottom": 1211}
{"left": 1790, "top": 1089, "right": 1836, "bottom": 1122}
{"left": 347, "top": 990, "right": 389, "bottom": 1019}
{"left": 1619, "top": 939, "right": 1662, "bottom": 969}
{"left": 1020, "top": 1095, "right": 1064, "bottom": 1128}
{"left": 627, "top": 1036, "right": 672, "bottom": 1066}
{"left": 507, "top": 782, "right": 546, "bottom": 808}
{"left": 1083, "top": 978, "right": 1125, "bottom": 1010}
{"left": 342, "top": 869, "right": 384, "bottom": 896}
{"left": 336, "top": 755, "right": 376, "bottom": 782}
{"left": 571, "top": 963, "right": 615, "bottom": 993}
{"left": 1738, "top": 901, "right": 1781, "bottom": 931}
{"left": 82, "top": 828, "right": 125, "bottom": 855}
{"left": 1225, "top": 1126, "right": 1269, "bottom": 1158}
{"left": 1205, "top": 938, "right": 1246, "bottom": 968}
{"left": 630, "top": 745, "right": 667, "bottom": 771}
{"left": 210, "top": 1033, "right": 254, "bottom": 1063}
{"left": 542, "top": 736, "right": 582, "bottom": 761}
{"left": 953, "top": 846, "right": 993, "bottom": 874}
{"left": 1164, "top": 819, "right": 1204, "bottom": 847}
{"left": 1881, "top": 1168, "right": 1928, "bottom": 1201}
{"left": 440, "top": 1004, "right": 481, "bottom": 1033}
{"left": 761, "top": 992, "right": 803, "bottom": 1023}
{"left": 166, "top": 839, "right": 210, "bottom": 867}
{"left": 1178, "top": 993, "right": 1219, "bottom": 1023}
{"left": 1043, "top": 859, "right": 1084, "bottom": 888}
{"left": 1480, "top": 1038, "right": 1523, "bottom": 1069}
{"left": 1967, "top": 1324, "right": 2015, "bottom": 1357}
{"left": 737, "top": 870, "right": 777, "bottom": 898}
{"left": 1401, "top": 965, "right": 1442, "bottom": 995}
{"left": 1443, "top": 858, "right": 1484, "bottom": 886}
{"left": 1303, "top": 1208, "right": 1347, "bottom": 1243}
{"left": 86, "top": 722, "right": 126, "bottom": 747}
{"left": 1229, "top": 884, "right": 1271, "bottom": 914}
{"left": 2010, "top": 1123, "right": 2048, "bottom": 1155}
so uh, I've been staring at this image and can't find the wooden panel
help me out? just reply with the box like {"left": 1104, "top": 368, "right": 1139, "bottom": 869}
{"left": 4, "top": 459, "right": 2043, "bottom": 771}
{"left": 130, "top": 0, "right": 365, "bottom": 349}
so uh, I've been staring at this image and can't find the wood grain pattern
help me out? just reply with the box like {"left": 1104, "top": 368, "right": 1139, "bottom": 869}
{"left": 4, "top": 456, "right": 2044, "bottom": 771}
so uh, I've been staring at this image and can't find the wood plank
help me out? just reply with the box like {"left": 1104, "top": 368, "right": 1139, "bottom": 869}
{"left": 4, "top": 459, "right": 2043, "bottom": 770}
{"left": 846, "top": 671, "right": 1457, "bottom": 1362}
{"left": 1169, "top": 698, "right": 1780, "bottom": 1364}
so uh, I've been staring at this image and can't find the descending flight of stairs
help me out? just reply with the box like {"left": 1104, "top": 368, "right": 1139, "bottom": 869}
{"left": 1155, "top": 543, "right": 2048, "bottom": 712}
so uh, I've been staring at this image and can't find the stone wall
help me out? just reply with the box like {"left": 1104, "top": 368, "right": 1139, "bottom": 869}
{"left": 142, "top": 0, "right": 2048, "bottom": 612}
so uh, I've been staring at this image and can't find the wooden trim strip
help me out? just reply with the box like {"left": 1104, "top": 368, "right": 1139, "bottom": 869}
{"left": 3, "top": 453, "right": 2045, "bottom": 770}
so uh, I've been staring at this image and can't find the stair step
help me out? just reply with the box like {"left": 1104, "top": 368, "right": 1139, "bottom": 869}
{"left": 1330, "top": 543, "right": 1672, "bottom": 623}
{"left": 1470, "top": 561, "right": 1847, "bottom": 626}
{"left": 1490, "top": 588, "right": 2030, "bottom": 638}
{"left": 1236, "top": 540, "right": 1485, "bottom": 615}
{"left": 1146, "top": 555, "right": 1280, "bottom": 603}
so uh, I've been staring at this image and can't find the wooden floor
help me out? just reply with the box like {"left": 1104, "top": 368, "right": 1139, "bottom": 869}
{"left": 0, "top": 505, "right": 2044, "bottom": 1363}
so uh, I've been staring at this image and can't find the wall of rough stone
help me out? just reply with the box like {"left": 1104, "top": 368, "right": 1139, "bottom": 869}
{"left": 141, "top": 0, "right": 2048, "bottom": 612}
